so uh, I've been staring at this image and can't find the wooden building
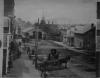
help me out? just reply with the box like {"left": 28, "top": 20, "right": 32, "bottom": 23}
{"left": 74, "top": 24, "right": 96, "bottom": 52}
{"left": 1, "top": 0, "right": 15, "bottom": 76}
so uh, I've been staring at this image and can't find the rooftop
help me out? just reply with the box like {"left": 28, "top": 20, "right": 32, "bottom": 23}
{"left": 74, "top": 24, "right": 94, "bottom": 34}
{"left": 22, "top": 27, "right": 34, "bottom": 33}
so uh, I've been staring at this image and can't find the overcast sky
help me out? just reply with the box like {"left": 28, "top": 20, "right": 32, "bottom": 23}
{"left": 0, "top": 0, "right": 3, "bottom": 26}
{"left": 15, "top": 0, "right": 96, "bottom": 24}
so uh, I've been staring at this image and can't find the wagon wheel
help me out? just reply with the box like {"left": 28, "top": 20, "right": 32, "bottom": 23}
{"left": 41, "top": 71, "right": 47, "bottom": 78}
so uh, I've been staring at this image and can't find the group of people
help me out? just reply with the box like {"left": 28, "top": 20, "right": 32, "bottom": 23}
{"left": 26, "top": 47, "right": 70, "bottom": 62}
{"left": 25, "top": 47, "right": 71, "bottom": 68}
{"left": 38, "top": 49, "right": 71, "bottom": 69}
{"left": 7, "top": 41, "right": 22, "bottom": 73}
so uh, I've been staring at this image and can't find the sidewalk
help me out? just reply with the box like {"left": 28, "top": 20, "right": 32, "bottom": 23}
{"left": 3, "top": 51, "right": 41, "bottom": 78}
{"left": 49, "top": 40, "right": 96, "bottom": 78}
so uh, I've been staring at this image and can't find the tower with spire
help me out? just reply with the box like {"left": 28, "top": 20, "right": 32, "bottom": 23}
{"left": 40, "top": 9, "right": 46, "bottom": 25}
{"left": 40, "top": 16, "right": 46, "bottom": 25}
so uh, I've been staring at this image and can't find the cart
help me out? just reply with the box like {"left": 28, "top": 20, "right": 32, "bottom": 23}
{"left": 37, "top": 56, "right": 70, "bottom": 78}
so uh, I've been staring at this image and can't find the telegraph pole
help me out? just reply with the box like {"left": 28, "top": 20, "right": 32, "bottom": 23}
{"left": 34, "top": 22, "right": 39, "bottom": 69}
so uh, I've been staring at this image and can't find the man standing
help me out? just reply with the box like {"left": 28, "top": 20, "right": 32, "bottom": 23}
{"left": 48, "top": 49, "right": 59, "bottom": 61}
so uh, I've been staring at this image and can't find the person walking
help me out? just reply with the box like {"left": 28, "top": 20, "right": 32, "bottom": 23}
{"left": 32, "top": 49, "right": 35, "bottom": 64}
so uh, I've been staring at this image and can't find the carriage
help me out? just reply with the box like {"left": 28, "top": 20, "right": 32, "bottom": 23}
{"left": 36, "top": 54, "right": 71, "bottom": 78}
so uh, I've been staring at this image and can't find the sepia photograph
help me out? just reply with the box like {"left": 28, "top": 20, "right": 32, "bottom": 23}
{"left": 0, "top": 0, "right": 97, "bottom": 78}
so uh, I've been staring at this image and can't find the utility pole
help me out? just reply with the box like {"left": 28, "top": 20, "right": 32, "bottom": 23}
{"left": 34, "top": 22, "right": 38, "bottom": 69}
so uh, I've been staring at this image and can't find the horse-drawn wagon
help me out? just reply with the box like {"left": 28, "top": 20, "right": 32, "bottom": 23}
{"left": 36, "top": 54, "right": 71, "bottom": 78}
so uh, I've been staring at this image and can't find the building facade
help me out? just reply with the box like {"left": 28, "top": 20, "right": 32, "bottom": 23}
{"left": 2, "top": 0, "right": 15, "bottom": 76}
{"left": 0, "top": 0, "right": 4, "bottom": 77}
{"left": 22, "top": 26, "right": 47, "bottom": 40}
{"left": 60, "top": 29, "right": 67, "bottom": 44}
{"left": 66, "top": 26, "right": 75, "bottom": 46}
{"left": 74, "top": 24, "right": 96, "bottom": 52}
{"left": 37, "top": 17, "right": 61, "bottom": 41}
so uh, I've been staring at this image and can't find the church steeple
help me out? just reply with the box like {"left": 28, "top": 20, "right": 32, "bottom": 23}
{"left": 40, "top": 16, "right": 46, "bottom": 24}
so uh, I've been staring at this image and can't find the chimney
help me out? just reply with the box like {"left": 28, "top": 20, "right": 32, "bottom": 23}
{"left": 48, "top": 20, "right": 50, "bottom": 24}
{"left": 91, "top": 23, "right": 94, "bottom": 28}
{"left": 52, "top": 21, "right": 54, "bottom": 24}
{"left": 38, "top": 18, "right": 39, "bottom": 24}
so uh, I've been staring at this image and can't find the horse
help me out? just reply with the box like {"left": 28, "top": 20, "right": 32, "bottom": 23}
{"left": 58, "top": 56, "right": 71, "bottom": 68}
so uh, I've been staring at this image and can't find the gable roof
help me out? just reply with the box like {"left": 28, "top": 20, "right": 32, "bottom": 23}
{"left": 22, "top": 27, "right": 34, "bottom": 33}
{"left": 22, "top": 26, "right": 45, "bottom": 34}
{"left": 74, "top": 24, "right": 92, "bottom": 34}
